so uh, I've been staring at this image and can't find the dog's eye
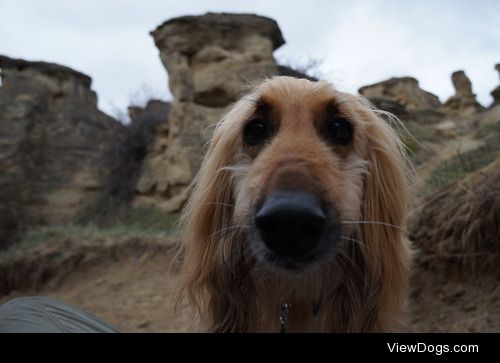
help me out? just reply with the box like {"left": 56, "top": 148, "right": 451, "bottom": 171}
{"left": 244, "top": 119, "right": 269, "bottom": 146}
{"left": 326, "top": 117, "right": 353, "bottom": 146}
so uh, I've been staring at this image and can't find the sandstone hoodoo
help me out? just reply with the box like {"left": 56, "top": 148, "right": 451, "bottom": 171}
{"left": 359, "top": 77, "right": 442, "bottom": 111}
{"left": 0, "top": 55, "right": 123, "bottom": 246}
{"left": 443, "top": 70, "right": 484, "bottom": 115}
{"left": 135, "top": 13, "right": 285, "bottom": 212}
{"left": 151, "top": 12, "right": 284, "bottom": 105}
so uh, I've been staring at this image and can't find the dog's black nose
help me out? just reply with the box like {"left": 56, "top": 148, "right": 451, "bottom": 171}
{"left": 255, "top": 192, "right": 326, "bottom": 259}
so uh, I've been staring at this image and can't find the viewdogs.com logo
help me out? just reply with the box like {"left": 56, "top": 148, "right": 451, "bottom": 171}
{"left": 387, "top": 343, "right": 479, "bottom": 355}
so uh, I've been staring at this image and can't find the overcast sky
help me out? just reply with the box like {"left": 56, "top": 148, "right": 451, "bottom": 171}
{"left": 1, "top": 0, "right": 499, "bottom": 118}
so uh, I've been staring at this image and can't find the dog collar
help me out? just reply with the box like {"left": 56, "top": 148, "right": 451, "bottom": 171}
{"left": 279, "top": 303, "right": 290, "bottom": 333}
{"left": 279, "top": 299, "right": 322, "bottom": 333}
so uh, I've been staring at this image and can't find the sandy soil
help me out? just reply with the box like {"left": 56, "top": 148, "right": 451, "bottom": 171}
{"left": 2, "top": 251, "right": 195, "bottom": 333}
{"left": 41, "top": 253, "right": 195, "bottom": 332}
{"left": 410, "top": 269, "right": 500, "bottom": 332}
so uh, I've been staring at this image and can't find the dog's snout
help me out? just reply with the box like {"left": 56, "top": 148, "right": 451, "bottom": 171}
{"left": 255, "top": 192, "right": 326, "bottom": 259}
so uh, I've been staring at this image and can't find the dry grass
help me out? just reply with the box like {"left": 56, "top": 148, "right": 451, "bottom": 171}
{"left": 410, "top": 158, "right": 500, "bottom": 275}
{"left": 423, "top": 137, "right": 500, "bottom": 196}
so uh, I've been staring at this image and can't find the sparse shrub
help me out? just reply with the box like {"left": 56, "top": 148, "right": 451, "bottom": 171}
{"left": 107, "top": 101, "right": 169, "bottom": 202}
{"left": 277, "top": 57, "right": 323, "bottom": 81}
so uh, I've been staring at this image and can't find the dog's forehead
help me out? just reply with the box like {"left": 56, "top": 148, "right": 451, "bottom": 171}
{"left": 256, "top": 77, "right": 338, "bottom": 112}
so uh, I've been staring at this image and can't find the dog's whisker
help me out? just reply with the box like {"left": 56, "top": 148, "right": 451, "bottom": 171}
{"left": 341, "top": 220, "right": 408, "bottom": 233}
{"left": 198, "top": 224, "right": 251, "bottom": 246}
{"left": 239, "top": 97, "right": 258, "bottom": 104}
{"left": 202, "top": 202, "right": 235, "bottom": 208}
{"left": 220, "top": 165, "right": 250, "bottom": 173}
{"left": 339, "top": 236, "right": 366, "bottom": 248}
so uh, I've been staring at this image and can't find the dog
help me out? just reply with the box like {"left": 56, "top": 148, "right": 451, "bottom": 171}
{"left": 178, "top": 76, "right": 412, "bottom": 332}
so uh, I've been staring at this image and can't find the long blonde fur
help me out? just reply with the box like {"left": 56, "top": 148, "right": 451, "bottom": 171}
{"left": 178, "top": 76, "right": 412, "bottom": 332}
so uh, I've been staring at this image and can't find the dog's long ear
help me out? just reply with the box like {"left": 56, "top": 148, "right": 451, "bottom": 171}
{"left": 178, "top": 99, "right": 256, "bottom": 332}
{"left": 360, "top": 110, "right": 412, "bottom": 331}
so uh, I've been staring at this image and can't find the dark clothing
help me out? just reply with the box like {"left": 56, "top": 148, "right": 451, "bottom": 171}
{"left": 0, "top": 296, "right": 119, "bottom": 333}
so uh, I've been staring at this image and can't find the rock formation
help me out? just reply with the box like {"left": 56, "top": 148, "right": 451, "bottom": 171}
{"left": 443, "top": 70, "right": 484, "bottom": 115}
{"left": 359, "top": 77, "right": 442, "bottom": 111}
{"left": 490, "top": 64, "right": 500, "bottom": 107}
{"left": 358, "top": 77, "right": 444, "bottom": 123}
{"left": 153, "top": 13, "right": 284, "bottom": 106}
{"left": 134, "top": 13, "right": 285, "bottom": 211}
{"left": 0, "top": 55, "right": 123, "bottom": 246}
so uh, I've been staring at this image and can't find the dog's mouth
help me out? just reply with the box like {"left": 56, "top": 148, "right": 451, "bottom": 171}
{"left": 248, "top": 191, "right": 341, "bottom": 271}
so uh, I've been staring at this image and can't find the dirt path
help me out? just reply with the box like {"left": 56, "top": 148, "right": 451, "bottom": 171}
{"left": 3, "top": 253, "right": 196, "bottom": 332}
{"left": 3, "top": 250, "right": 498, "bottom": 332}
{"left": 410, "top": 270, "right": 500, "bottom": 332}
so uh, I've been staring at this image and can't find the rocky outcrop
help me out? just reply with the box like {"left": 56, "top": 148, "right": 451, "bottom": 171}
{"left": 359, "top": 77, "right": 442, "bottom": 111}
{"left": 134, "top": 13, "right": 285, "bottom": 211}
{"left": 443, "top": 70, "right": 484, "bottom": 115}
{"left": 490, "top": 64, "right": 500, "bottom": 107}
{"left": 0, "top": 55, "right": 123, "bottom": 246}
{"left": 358, "top": 70, "right": 490, "bottom": 127}
{"left": 358, "top": 77, "right": 444, "bottom": 123}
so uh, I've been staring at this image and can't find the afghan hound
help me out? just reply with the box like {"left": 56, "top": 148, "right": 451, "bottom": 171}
{"left": 178, "top": 76, "right": 412, "bottom": 332}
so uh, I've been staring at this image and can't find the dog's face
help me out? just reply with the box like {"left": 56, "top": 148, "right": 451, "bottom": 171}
{"left": 182, "top": 76, "right": 410, "bottom": 332}
{"left": 229, "top": 78, "right": 371, "bottom": 271}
